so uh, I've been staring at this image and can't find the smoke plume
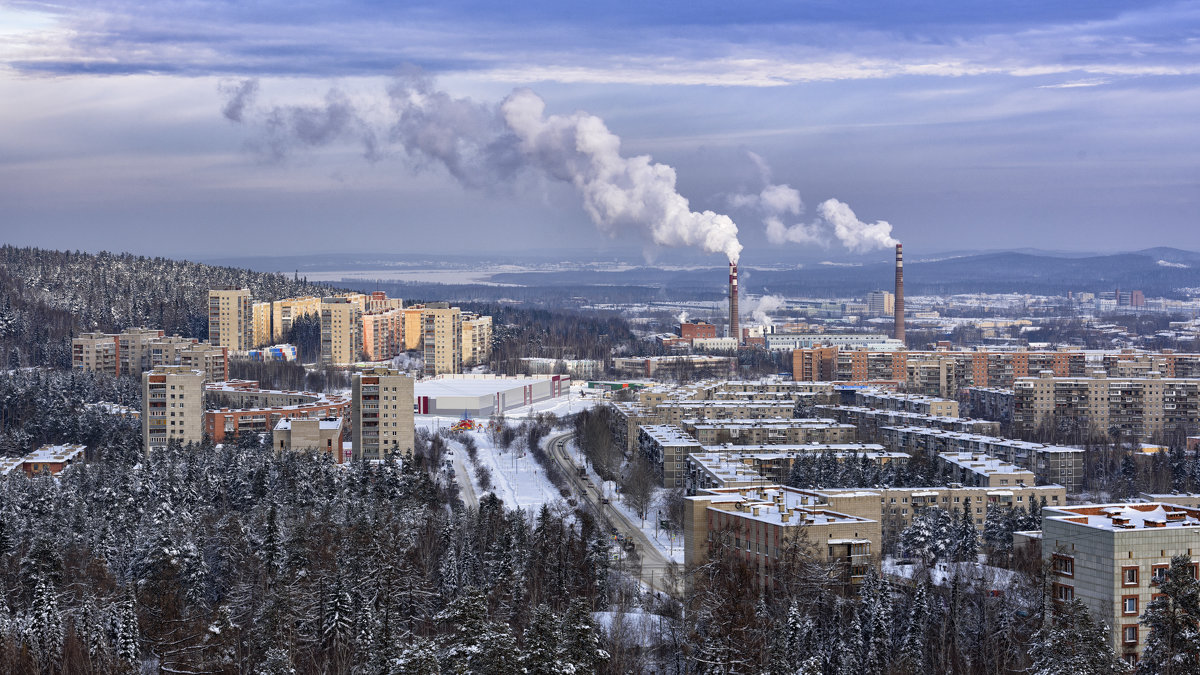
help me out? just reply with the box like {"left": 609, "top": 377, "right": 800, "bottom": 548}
{"left": 749, "top": 294, "right": 785, "bottom": 326}
{"left": 220, "top": 79, "right": 258, "bottom": 122}
{"left": 677, "top": 310, "right": 689, "bottom": 325}
{"left": 732, "top": 153, "right": 898, "bottom": 253}
{"left": 223, "top": 74, "right": 743, "bottom": 262}
{"left": 817, "top": 198, "right": 898, "bottom": 253}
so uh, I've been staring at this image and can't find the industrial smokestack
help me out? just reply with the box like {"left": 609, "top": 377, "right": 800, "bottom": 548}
{"left": 729, "top": 261, "right": 740, "bottom": 345}
{"left": 894, "top": 243, "right": 905, "bottom": 345}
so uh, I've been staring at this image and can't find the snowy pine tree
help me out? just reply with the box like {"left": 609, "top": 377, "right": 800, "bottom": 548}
{"left": 1029, "top": 598, "right": 1125, "bottom": 675}
{"left": 1138, "top": 554, "right": 1200, "bottom": 675}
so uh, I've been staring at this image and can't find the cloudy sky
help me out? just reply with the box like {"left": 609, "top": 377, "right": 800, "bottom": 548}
{"left": 2, "top": 0, "right": 1199, "bottom": 262}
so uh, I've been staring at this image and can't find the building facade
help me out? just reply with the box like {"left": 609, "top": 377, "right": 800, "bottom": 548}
{"left": 320, "top": 297, "right": 363, "bottom": 366}
{"left": 422, "top": 304, "right": 462, "bottom": 376}
{"left": 352, "top": 367, "right": 415, "bottom": 461}
{"left": 142, "top": 366, "right": 205, "bottom": 452}
{"left": 208, "top": 287, "right": 253, "bottom": 352}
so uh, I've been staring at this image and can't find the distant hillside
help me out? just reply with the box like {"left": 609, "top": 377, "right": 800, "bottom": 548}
{"left": 0, "top": 245, "right": 341, "bottom": 368}
{"left": 487, "top": 249, "right": 1200, "bottom": 299}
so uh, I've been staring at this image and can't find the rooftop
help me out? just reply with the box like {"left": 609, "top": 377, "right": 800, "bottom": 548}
{"left": 1046, "top": 503, "right": 1200, "bottom": 531}
{"left": 415, "top": 374, "right": 561, "bottom": 398}
{"left": 691, "top": 485, "right": 877, "bottom": 528}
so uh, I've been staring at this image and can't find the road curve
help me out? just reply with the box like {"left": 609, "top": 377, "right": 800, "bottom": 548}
{"left": 544, "top": 431, "right": 680, "bottom": 598}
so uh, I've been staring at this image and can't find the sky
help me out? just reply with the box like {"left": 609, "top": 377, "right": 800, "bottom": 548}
{"left": 1, "top": 0, "right": 1199, "bottom": 263}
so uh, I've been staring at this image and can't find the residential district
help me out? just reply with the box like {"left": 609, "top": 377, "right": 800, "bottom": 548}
{"left": 7, "top": 266, "right": 1200, "bottom": 673}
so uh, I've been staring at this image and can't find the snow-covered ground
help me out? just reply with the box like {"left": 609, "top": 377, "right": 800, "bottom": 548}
{"left": 417, "top": 415, "right": 570, "bottom": 513}
{"left": 561, "top": 440, "right": 684, "bottom": 565}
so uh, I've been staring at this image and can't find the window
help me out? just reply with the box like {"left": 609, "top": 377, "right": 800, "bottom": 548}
{"left": 1053, "top": 554, "right": 1074, "bottom": 577}
{"left": 1151, "top": 564, "right": 1169, "bottom": 585}
{"left": 1122, "top": 566, "right": 1139, "bottom": 587}
{"left": 1123, "top": 625, "right": 1138, "bottom": 644}
{"left": 1053, "top": 583, "right": 1074, "bottom": 602}
{"left": 1123, "top": 596, "right": 1138, "bottom": 615}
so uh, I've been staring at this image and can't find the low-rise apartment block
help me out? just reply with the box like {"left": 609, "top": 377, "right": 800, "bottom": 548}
{"left": 680, "top": 417, "right": 855, "bottom": 446}
{"left": 878, "top": 425, "right": 1084, "bottom": 492}
{"left": 637, "top": 425, "right": 703, "bottom": 487}
{"left": 797, "top": 484, "right": 1066, "bottom": 533}
{"left": 1037, "top": 503, "right": 1200, "bottom": 665}
{"left": 936, "top": 452, "right": 1037, "bottom": 488}
{"left": 273, "top": 417, "right": 346, "bottom": 462}
{"left": 1013, "top": 370, "right": 1200, "bottom": 441}
{"left": 204, "top": 380, "right": 351, "bottom": 443}
{"left": 0, "top": 444, "right": 87, "bottom": 477}
{"left": 816, "top": 405, "right": 1000, "bottom": 439}
{"left": 686, "top": 445, "right": 906, "bottom": 492}
{"left": 684, "top": 485, "right": 880, "bottom": 592}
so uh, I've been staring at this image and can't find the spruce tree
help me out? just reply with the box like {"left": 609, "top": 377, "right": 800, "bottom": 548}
{"left": 1138, "top": 554, "right": 1200, "bottom": 675}
{"left": 1029, "top": 598, "right": 1125, "bottom": 675}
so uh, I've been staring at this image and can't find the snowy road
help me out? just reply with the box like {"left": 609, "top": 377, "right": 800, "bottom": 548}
{"left": 545, "top": 431, "right": 681, "bottom": 598}
{"left": 453, "top": 454, "right": 479, "bottom": 510}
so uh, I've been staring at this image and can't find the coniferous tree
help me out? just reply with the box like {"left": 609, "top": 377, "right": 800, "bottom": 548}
{"left": 1029, "top": 598, "right": 1125, "bottom": 675}
{"left": 1138, "top": 554, "right": 1200, "bottom": 675}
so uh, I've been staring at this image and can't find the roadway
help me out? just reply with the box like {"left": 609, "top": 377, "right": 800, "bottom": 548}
{"left": 545, "top": 431, "right": 680, "bottom": 598}
{"left": 452, "top": 452, "right": 479, "bottom": 511}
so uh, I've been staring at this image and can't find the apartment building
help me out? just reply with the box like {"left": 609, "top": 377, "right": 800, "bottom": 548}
{"left": 680, "top": 418, "right": 855, "bottom": 446}
{"left": 271, "top": 296, "right": 323, "bottom": 343}
{"left": 684, "top": 485, "right": 880, "bottom": 592}
{"left": 208, "top": 287, "right": 253, "bottom": 352}
{"left": 879, "top": 425, "right": 1084, "bottom": 491}
{"left": 793, "top": 348, "right": 1091, "bottom": 396}
{"left": 1102, "top": 351, "right": 1200, "bottom": 379}
{"left": 936, "top": 452, "right": 1037, "bottom": 488}
{"left": 142, "top": 366, "right": 205, "bottom": 453}
{"left": 655, "top": 400, "right": 796, "bottom": 427}
{"left": 816, "top": 405, "right": 1000, "bottom": 440}
{"left": 72, "top": 332, "right": 121, "bottom": 376}
{"left": 1038, "top": 503, "right": 1200, "bottom": 665}
{"left": 0, "top": 444, "right": 87, "bottom": 477}
{"left": 854, "top": 389, "right": 960, "bottom": 417}
{"left": 402, "top": 306, "right": 425, "bottom": 350}
{"left": 274, "top": 417, "right": 345, "bottom": 461}
{"left": 1012, "top": 370, "right": 1200, "bottom": 441}
{"left": 797, "top": 485, "right": 1066, "bottom": 534}
{"left": 352, "top": 367, "right": 415, "bottom": 461}
{"left": 461, "top": 314, "right": 493, "bottom": 367}
{"left": 320, "top": 297, "right": 363, "bottom": 366}
{"left": 362, "top": 307, "right": 404, "bottom": 362}
{"left": 637, "top": 425, "right": 703, "bottom": 487}
{"left": 422, "top": 304, "right": 462, "bottom": 376}
{"left": 686, "top": 445, "right": 905, "bottom": 491}
{"left": 866, "top": 290, "right": 894, "bottom": 317}
{"left": 74, "top": 328, "right": 227, "bottom": 381}
{"left": 962, "top": 387, "right": 1015, "bottom": 424}
{"left": 204, "top": 380, "right": 350, "bottom": 443}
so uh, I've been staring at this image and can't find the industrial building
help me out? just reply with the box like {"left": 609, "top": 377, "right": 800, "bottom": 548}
{"left": 414, "top": 374, "right": 570, "bottom": 417}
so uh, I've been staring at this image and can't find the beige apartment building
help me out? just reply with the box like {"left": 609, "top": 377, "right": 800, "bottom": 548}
{"left": 461, "top": 314, "right": 493, "bottom": 367}
{"left": 681, "top": 418, "right": 855, "bottom": 446}
{"left": 684, "top": 485, "right": 880, "bottom": 592}
{"left": 362, "top": 308, "right": 403, "bottom": 362}
{"left": 1038, "top": 503, "right": 1200, "bottom": 666}
{"left": 1013, "top": 370, "right": 1200, "bottom": 441}
{"left": 637, "top": 425, "right": 703, "bottom": 487}
{"left": 271, "top": 296, "right": 324, "bottom": 343}
{"left": 208, "top": 287, "right": 254, "bottom": 352}
{"left": 422, "top": 304, "right": 462, "bottom": 376}
{"left": 352, "top": 367, "right": 415, "bottom": 460}
{"left": 252, "top": 302, "right": 273, "bottom": 347}
{"left": 273, "top": 417, "right": 345, "bottom": 461}
{"left": 403, "top": 306, "right": 425, "bottom": 350}
{"left": 142, "top": 366, "right": 205, "bottom": 453}
{"left": 320, "top": 297, "right": 363, "bottom": 366}
{"left": 74, "top": 329, "right": 227, "bottom": 381}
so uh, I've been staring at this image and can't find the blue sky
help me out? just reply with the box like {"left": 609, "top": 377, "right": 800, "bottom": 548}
{"left": 1, "top": 0, "right": 1199, "bottom": 262}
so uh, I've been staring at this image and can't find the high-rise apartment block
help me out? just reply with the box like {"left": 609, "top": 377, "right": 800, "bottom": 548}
{"left": 352, "top": 367, "right": 415, "bottom": 460}
{"left": 1037, "top": 503, "right": 1200, "bottom": 666}
{"left": 320, "top": 297, "right": 363, "bottom": 366}
{"left": 142, "top": 366, "right": 205, "bottom": 453}
{"left": 208, "top": 287, "right": 253, "bottom": 352}
{"left": 866, "top": 290, "right": 894, "bottom": 317}
{"left": 461, "top": 313, "right": 492, "bottom": 367}
{"left": 422, "top": 304, "right": 462, "bottom": 376}
{"left": 362, "top": 308, "right": 404, "bottom": 362}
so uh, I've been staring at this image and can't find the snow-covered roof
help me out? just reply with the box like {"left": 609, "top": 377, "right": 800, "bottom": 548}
{"left": 1046, "top": 503, "right": 1200, "bottom": 531}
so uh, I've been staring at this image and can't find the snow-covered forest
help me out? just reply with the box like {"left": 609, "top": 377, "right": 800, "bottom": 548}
{"left": 0, "top": 246, "right": 340, "bottom": 369}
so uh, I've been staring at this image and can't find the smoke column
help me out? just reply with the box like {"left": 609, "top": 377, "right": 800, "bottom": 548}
{"left": 223, "top": 76, "right": 743, "bottom": 262}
